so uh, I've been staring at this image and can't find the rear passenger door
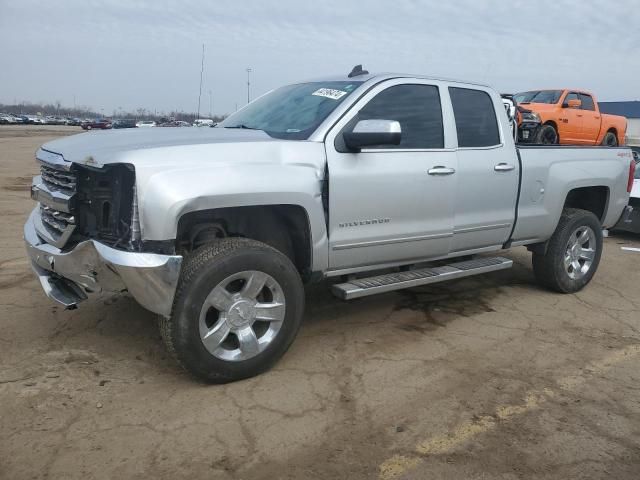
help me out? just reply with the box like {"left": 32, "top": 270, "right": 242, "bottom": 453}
{"left": 448, "top": 86, "right": 520, "bottom": 253}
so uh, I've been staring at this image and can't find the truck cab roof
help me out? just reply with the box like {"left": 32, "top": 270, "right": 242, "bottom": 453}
{"left": 304, "top": 71, "right": 491, "bottom": 89}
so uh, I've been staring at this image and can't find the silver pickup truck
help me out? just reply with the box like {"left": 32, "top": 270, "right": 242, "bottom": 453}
{"left": 25, "top": 68, "right": 636, "bottom": 382}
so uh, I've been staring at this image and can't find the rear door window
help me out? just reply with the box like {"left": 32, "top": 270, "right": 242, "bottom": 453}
{"left": 449, "top": 87, "right": 500, "bottom": 148}
{"left": 579, "top": 94, "right": 595, "bottom": 111}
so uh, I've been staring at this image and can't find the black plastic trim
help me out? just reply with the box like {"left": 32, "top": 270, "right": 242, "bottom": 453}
{"left": 504, "top": 148, "right": 524, "bottom": 248}
{"left": 517, "top": 145, "right": 630, "bottom": 150}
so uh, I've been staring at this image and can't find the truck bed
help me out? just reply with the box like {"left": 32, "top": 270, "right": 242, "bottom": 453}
{"left": 511, "top": 145, "right": 632, "bottom": 244}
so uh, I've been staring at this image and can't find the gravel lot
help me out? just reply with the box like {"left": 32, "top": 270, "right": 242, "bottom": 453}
{"left": 1, "top": 125, "right": 639, "bottom": 480}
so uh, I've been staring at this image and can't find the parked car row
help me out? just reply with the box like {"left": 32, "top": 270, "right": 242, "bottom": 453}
{"left": 78, "top": 119, "right": 200, "bottom": 130}
{"left": 0, "top": 113, "right": 84, "bottom": 125}
{"left": 2, "top": 112, "right": 219, "bottom": 129}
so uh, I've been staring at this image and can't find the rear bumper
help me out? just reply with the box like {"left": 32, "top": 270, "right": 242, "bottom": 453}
{"left": 613, "top": 205, "right": 640, "bottom": 234}
{"left": 24, "top": 208, "right": 182, "bottom": 316}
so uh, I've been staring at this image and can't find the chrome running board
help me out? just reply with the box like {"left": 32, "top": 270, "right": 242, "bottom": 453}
{"left": 331, "top": 257, "right": 513, "bottom": 300}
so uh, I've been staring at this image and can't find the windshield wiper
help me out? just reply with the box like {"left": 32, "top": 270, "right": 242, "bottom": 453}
{"left": 223, "top": 124, "right": 261, "bottom": 130}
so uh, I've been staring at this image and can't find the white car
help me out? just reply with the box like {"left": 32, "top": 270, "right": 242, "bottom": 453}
{"left": 136, "top": 120, "right": 156, "bottom": 128}
{"left": 614, "top": 153, "right": 639, "bottom": 234}
{"left": 193, "top": 118, "right": 214, "bottom": 127}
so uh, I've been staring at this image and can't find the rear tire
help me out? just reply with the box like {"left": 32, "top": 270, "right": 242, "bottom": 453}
{"left": 532, "top": 208, "right": 603, "bottom": 293}
{"left": 601, "top": 131, "right": 618, "bottom": 147}
{"left": 536, "top": 124, "right": 558, "bottom": 144}
{"left": 160, "top": 238, "right": 305, "bottom": 383}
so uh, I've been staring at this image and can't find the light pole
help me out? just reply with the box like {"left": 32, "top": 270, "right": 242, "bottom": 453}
{"left": 246, "top": 68, "right": 252, "bottom": 104}
{"left": 197, "top": 44, "right": 205, "bottom": 120}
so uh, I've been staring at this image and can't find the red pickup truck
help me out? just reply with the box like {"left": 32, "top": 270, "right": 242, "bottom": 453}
{"left": 513, "top": 89, "right": 627, "bottom": 146}
{"left": 81, "top": 119, "right": 112, "bottom": 130}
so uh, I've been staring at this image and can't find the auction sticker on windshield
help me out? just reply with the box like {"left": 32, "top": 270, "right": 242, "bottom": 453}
{"left": 312, "top": 88, "right": 348, "bottom": 100}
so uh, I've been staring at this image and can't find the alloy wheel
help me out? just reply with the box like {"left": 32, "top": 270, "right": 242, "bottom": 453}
{"left": 198, "top": 270, "right": 286, "bottom": 361}
{"left": 564, "top": 226, "right": 597, "bottom": 280}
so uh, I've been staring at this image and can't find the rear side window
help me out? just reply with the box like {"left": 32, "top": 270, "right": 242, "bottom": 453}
{"left": 579, "top": 94, "right": 595, "bottom": 111}
{"left": 356, "top": 84, "right": 444, "bottom": 149}
{"left": 449, "top": 87, "right": 500, "bottom": 148}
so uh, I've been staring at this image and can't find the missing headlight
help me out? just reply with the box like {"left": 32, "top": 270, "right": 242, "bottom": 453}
{"left": 72, "top": 164, "right": 136, "bottom": 249}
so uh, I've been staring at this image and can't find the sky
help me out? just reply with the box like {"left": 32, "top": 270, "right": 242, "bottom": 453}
{"left": 1, "top": 0, "right": 639, "bottom": 116}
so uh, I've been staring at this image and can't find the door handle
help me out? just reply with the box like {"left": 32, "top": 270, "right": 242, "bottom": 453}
{"left": 428, "top": 166, "right": 456, "bottom": 175}
{"left": 494, "top": 163, "right": 515, "bottom": 172}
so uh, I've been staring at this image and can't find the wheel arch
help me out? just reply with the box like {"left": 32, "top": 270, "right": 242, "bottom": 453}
{"left": 563, "top": 185, "right": 610, "bottom": 223}
{"left": 526, "top": 185, "right": 609, "bottom": 256}
{"left": 175, "top": 204, "right": 314, "bottom": 281}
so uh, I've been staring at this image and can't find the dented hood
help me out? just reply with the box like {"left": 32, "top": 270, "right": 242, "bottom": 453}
{"left": 41, "top": 126, "right": 278, "bottom": 166}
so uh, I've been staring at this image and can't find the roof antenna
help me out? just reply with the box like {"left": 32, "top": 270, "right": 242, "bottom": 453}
{"left": 348, "top": 64, "right": 369, "bottom": 78}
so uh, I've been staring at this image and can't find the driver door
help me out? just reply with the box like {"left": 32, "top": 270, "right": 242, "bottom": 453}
{"left": 324, "top": 79, "right": 457, "bottom": 271}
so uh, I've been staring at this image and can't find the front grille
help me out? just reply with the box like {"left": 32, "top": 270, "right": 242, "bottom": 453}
{"left": 34, "top": 159, "right": 136, "bottom": 249}
{"left": 36, "top": 162, "right": 78, "bottom": 246}
{"left": 40, "top": 205, "right": 75, "bottom": 235}
{"left": 41, "top": 163, "right": 77, "bottom": 192}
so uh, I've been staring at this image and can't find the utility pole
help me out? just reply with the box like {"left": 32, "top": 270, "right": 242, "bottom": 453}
{"left": 246, "top": 67, "right": 252, "bottom": 104}
{"left": 196, "top": 43, "right": 205, "bottom": 120}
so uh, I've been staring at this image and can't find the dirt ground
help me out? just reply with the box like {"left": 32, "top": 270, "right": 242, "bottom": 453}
{"left": 1, "top": 125, "right": 639, "bottom": 480}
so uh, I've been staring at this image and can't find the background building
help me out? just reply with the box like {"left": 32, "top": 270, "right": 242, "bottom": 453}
{"left": 599, "top": 101, "right": 640, "bottom": 147}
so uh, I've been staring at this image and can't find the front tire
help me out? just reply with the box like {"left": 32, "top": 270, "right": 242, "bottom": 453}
{"left": 160, "top": 238, "right": 305, "bottom": 383}
{"left": 536, "top": 124, "right": 558, "bottom": 144}
{"left": 532, "top": 208, "right": 603, "bottom": 293}
{"left": 601, "top": 131, "right": 618, "bottom": 147}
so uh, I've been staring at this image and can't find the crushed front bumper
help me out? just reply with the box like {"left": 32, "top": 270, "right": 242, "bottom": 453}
{"left": 517, "top": 122, "right": 540, "bottom": 143}
{"left": 24, "top": 208, "right": 182, "bottom": 316}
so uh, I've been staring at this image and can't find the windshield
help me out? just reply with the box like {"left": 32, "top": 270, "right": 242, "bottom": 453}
{"left": 219, "top": 81, "right": 363, "bottom": 139}
{"left": 514, "top": 90, "right": 563, "bottom": 104}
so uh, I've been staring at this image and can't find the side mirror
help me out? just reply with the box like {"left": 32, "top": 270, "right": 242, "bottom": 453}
{"left": 563, "top": 98, "right": 582, "bottom": 108}
{"left": 343, "top": 119, "right": 401, "bottom": 151}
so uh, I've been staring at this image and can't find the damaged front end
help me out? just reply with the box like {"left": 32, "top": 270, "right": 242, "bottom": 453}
{"left": 25, "top": 149, "right": 182, "bottom": 315}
